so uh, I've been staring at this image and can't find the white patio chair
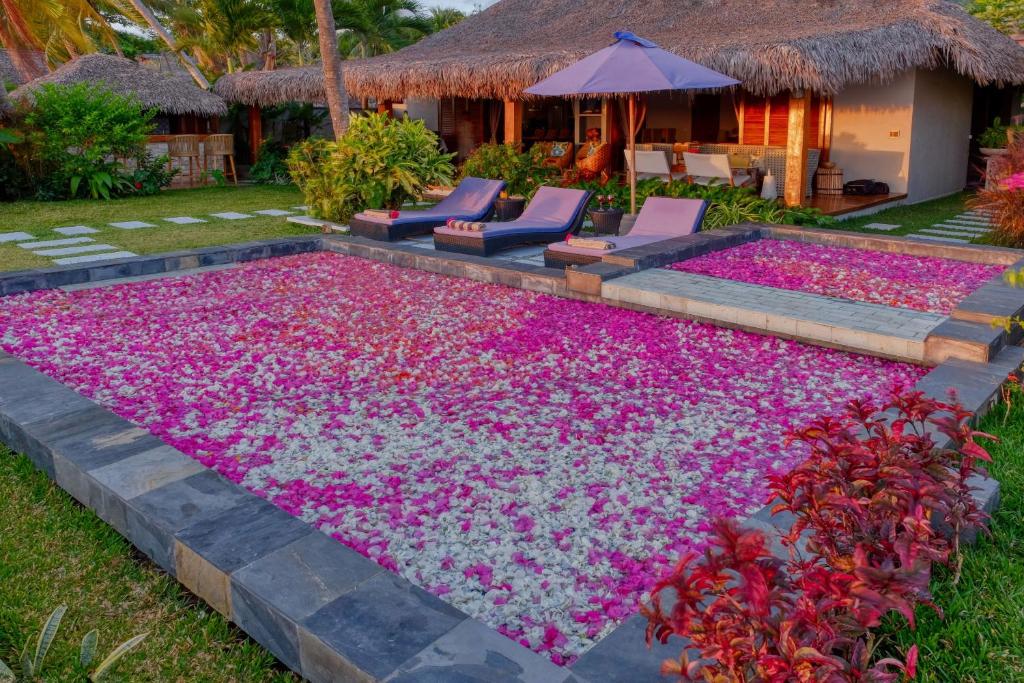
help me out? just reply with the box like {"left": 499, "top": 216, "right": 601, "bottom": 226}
{"left": 682, "top": 152, "right": 752, "bottom": 187}
{"left": 624, "top": 149, "right": 673, "bottom": 182}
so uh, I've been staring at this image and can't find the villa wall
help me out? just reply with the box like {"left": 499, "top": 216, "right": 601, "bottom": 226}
{"left": 908, "top": 68, "right": 973, "bottom": 203}
{"left": 830, "top": 70, "right": 916, "bottom": 196}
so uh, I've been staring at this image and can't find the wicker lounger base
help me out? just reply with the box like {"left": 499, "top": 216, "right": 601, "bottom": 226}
{"left": 434, "top": 231, "right": 576, "bottom": 257}
{"left": 543, "top": 249, "right": 604, "bottom": 269}
{"left": 349, "top": 216, "right": 445, "bottom": 242}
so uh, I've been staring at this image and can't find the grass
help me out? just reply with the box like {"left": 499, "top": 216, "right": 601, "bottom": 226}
{"left": 830, "top": 191, "right": 970, "bottom": 236}
{"left": 0, "top": 447, "right": 297, "bottom": 682}
{"left": 0, "top": 185, "right": 317, "bottom": 272}
{"left": 878, "top": 387, "right": 1024, "bottom": 682}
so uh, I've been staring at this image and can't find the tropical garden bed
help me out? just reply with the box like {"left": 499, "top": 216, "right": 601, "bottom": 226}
{"left": 666, "top": 238, "right": 1004, "bottom": 314}
{"left": 0, "top": 252, "right": 927, "bottom": 663}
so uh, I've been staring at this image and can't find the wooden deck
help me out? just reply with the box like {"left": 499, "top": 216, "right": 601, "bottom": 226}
{"left": 807, "top": 193, "right": 907, "bottom": 217}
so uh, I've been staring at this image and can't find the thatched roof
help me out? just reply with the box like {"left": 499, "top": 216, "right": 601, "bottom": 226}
{"left": 216, "top": 0, "right": 1024, "bottom": 104}
{"left": 12, "top": 53, "right": 227, "bottom": 116}
{"left": 0, "top": 49, "right": 45, "bottom": 86}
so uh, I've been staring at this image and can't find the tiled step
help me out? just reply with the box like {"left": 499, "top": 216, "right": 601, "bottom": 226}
{"left": 19, "top": 237, "right": 93, "bottom": 249}
{"left": 0, "top": 231, "right": 34, "bottom": 243}
{"left": 33, "top": 244, "right": 122, "bottom": 257}
{"left": 602, "top": 270, "right": 943, "bottom": 362}
{"left": 53, "top": 251, "right": 138, "bottom": 265}
{"left": 919, "top": 228, "right": 979, "bottom": 238}
{"left": 909, "top": 235, "right": 969, "bottom": 244}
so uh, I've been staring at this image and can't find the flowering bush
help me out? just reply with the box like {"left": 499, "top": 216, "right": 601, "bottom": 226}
{"left": 971, "top": 137, "right": 1024, "bottom": 247}
{"left": 287, "top": 113, "right": 454, "bottom": 221}
{"left": 645, "top": 391, "right": 993, "bottom": 681}
{"left": 0, "top": 253, "right": 926, "bottom": 663}
{"left": 668, "top": 239, "right": 1003, "bottom": 314}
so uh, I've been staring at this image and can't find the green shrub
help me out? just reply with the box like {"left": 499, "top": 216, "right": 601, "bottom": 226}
{"left": 248, "top": 138, "right": 292, "bottom": 185}
{"left": 0, "top": 127, "right": 31, "bottom": 201}
{"left": 978, "top": 117, "right": 1024, "bottom": 150}
{"left": 23, "top": 83, "right": 159, "bottom": 200}
{"left": 459, "top": 143, "right": 548, "bottom": 197}
{"left": 287, "top": 113, "right": 454, "bottom": 222}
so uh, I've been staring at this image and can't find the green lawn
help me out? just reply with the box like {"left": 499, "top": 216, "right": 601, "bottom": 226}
{"left": 832, "top": 192, "right": 970, "bottom": 236}
{"left": 0, "top": 185, "right": 318, "bottom": 272}
{"left": 878, "top": 388, "right": 1024, "bottom": 682}
{"left": 0, "top": 448, "right": 297, "bottom": 682}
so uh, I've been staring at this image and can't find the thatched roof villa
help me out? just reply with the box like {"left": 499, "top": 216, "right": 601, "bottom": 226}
{"left": 216, "top": 0, "right": 1024, "bottom": 211}
{"left": 12, "top": 53, "right": 227, "bottom": 134}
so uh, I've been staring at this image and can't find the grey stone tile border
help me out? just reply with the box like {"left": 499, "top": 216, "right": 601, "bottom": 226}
{"left": 0, "top": 232, "right": 1018, "bottom": 681}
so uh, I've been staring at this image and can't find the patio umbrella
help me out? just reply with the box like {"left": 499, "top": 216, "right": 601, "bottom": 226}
{"left": 525, "top": 31, "right": 739, "bottom": 214}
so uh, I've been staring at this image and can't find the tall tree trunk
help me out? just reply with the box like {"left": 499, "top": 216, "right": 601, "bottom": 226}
{"left": 313, "top": 0, "right": 349, "bottom": 139}
{"left": 126, "top": 0, "right": 211, "bottom": 90}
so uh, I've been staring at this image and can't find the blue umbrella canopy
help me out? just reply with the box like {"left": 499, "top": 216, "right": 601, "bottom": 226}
{"left": 525, "top": 31, "right": 739, "bottom": 96}
{"left": 525, "top": 32, "right": 740, "bottom": 213}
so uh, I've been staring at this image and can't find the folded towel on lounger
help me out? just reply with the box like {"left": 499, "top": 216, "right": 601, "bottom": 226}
{"left": 567, "top": 237, "right": 615, "bottom": 250}
{"left": 446, "top": 219, "right": 487, "bottom": 231}
{"left": 364, "top": 209, "right": 398, "bottom": 218}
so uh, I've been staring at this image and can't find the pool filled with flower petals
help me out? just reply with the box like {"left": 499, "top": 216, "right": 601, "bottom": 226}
{"left": 666, "top": 238, "right": 1003, "bottom": 314}
{"left": 0, "top": 253, "right": 927, "bottom": 662}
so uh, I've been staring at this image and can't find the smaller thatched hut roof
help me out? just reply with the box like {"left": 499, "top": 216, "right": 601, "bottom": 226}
{"left": 12, "top": 53, "right": 227, "bottom": 117}
{"left": 214, "top": 65, "right": 327, "bottom": 107}
{"left": 0, "top": 49, "right": 45, "bottom": 87}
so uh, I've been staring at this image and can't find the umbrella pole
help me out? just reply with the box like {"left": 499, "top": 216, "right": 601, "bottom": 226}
{"left": 628, "top": 94, "right": 637, "bottom": 215}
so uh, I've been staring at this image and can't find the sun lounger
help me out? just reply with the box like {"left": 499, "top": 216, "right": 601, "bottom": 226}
{"left": 349, "top": 177, "right": 505, "bottom": 241}
{"left": 543, "top": 197, "right": 707, "bottom": 268}
{"left": 433, "top": 186, "right": 593, "bottom": 257}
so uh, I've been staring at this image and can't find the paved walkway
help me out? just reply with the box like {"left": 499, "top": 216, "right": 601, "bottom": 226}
{"left": 864, "top": 208, "right": 993, "bottom": 244}
{"left": 603, "top": 269, "right": 945, "bottom": 361}
{"left": 0, "top": 206, "right": 303, "bottom": 267}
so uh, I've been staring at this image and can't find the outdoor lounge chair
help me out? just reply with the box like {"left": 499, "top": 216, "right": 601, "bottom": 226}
{"left": 625, "top": 149, "right": 674, "bottom": 182}
{"left": 682, "top": 152, "right": 753, "bottom": 187}
{"left": 349, "top": 177, "right": 505, "bottom": 241}
{"left": 543, "top": 197, "right": 707, "bottom": 268}
{"left": 433, "top": 186, "right": 593, "bottom": 257}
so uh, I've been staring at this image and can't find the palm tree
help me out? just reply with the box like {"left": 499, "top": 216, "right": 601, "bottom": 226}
{"left": 427, "top": 6, "right": 464, "bottom": 32}
{"left": 167, "top": 0, "right": 277, "bottom": 73}
{"left": 313, "top": 0, "right": 349, "bottom": 138}
{"left": 0, "top": 0, "right": 137, "bottom": 80}
{"left": 333, "top": 0, "right": 430, "bottom": 59}
{"left": 125, "top": 0, "right": 211, "bottom": 88}
{"left": 272, "top": 0, "right": 318, "bottom": 65}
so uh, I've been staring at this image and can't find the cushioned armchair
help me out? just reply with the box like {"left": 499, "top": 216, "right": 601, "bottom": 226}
{"left": 569, "top": 142, "right": 612, "bottom": 182}
{"left": 535, "top": 141, "right": 575, "bottom": 172}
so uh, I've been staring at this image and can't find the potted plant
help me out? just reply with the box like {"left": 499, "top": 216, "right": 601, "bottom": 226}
{"left": 978, "top": 117, "right": 1016, "bottom": 156}
{"left": 589, "top": 193, "right": 624, "bottom": 235}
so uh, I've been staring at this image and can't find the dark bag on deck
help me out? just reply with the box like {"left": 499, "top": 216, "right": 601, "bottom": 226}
{"left": 844, "top": 179, "right": 890, "bottom": 196}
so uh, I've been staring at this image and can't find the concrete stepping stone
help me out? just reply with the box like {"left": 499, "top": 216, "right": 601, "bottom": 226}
{"left": 210, "top": 212, "right": 254, "bottom": 220}
{"left": 948, "top": 217, "right": 991, "bottom": 226}
{"left": 909, "top": 235, "right": 968, "bottom": 244}
{"left": 919, "top": 228, "right": 978, "bottom": 238}
{"left": 54, "top": 225, "right": 99, "bottom": 236}
{"left": 53, "top": 251, "right": 137, "bottom": 265}
{"left": 33, "top": 244, "right": 121, "bottom": 257}
{"left": 0, "top": 231, "right": 35, "bottom": 243}
{"left": 932, "top": 224, "right": 988, "bottom": 233}
{"left": 863, "top": 222, "right": 901, "bottom": 231}
{"left": 18, "top": 237, "right": 93, "bottom": 249}
{"left": 164, "top": 216, "right": 207, "bottom": 225}
{"left": 292, "top": 205, "right": 309, "bottom": 211}
{"left": 109, "top": 221, "right": 156, "bottom": 229}
{"left": 253, "top": 209, "right": 293, "bottom": 216}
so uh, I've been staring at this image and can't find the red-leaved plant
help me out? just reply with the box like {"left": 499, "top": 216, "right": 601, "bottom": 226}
{"left": 644, "top": 391, "right": 995, "bottom": 681}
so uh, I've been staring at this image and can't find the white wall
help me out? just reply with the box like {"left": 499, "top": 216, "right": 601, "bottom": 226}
{"left": 908, "top": 68, "right": 973, "bottom": 202}
{"left": 397, "top": 98, "right": 439, "bottom": 131}
{"left": 830, "top": 70, "right": 915, "bottom": 195}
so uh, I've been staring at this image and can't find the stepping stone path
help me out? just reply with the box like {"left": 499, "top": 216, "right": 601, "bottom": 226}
{"left": 54, "top": 225, "right": 99, "bottom": 235}
{"left": 0, "top": 231, "right": 35, "bottom": 243}
{"left": 876, "top": 207, "right": 995, "bottom": 245}
{"left": 210, "top": 212, "right": 254, "bottom": 220}
{"left": 2, "top": 206, "right": 298, "bottom": 267}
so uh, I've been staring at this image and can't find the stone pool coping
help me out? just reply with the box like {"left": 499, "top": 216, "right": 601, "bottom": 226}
{"left": 0, "top": 232, "right": 1016, "bottom": 681}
